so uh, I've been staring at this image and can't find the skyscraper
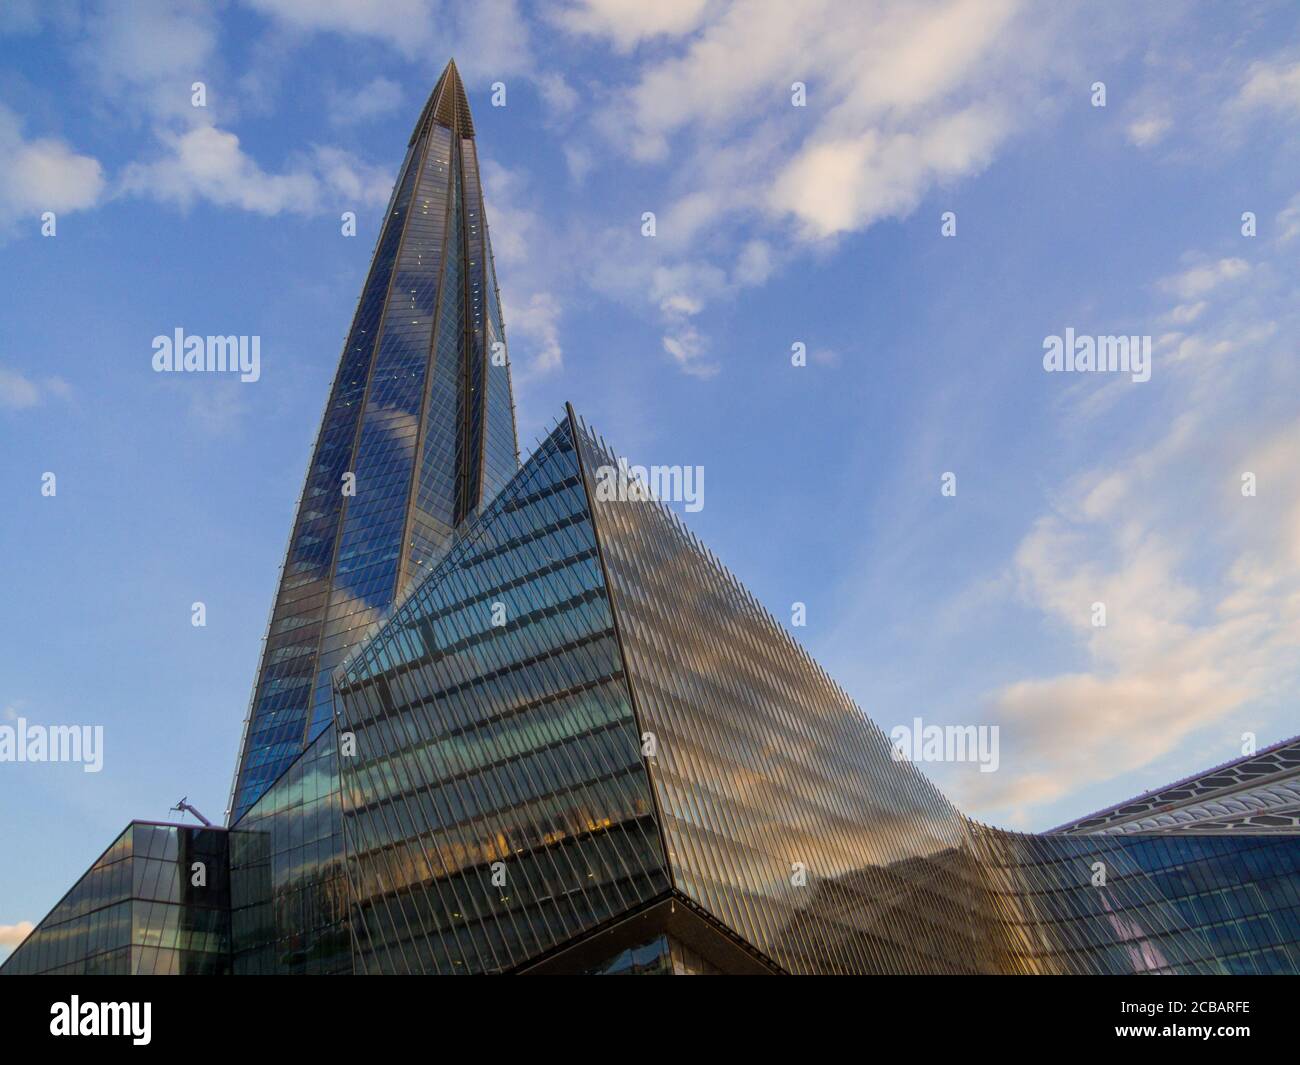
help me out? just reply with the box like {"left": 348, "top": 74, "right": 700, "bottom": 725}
{"left": 6, "top": 61, "right": 1300, "bottom": 978}
{"left": 228, "top": 59, "right": 519, "bottom": 823}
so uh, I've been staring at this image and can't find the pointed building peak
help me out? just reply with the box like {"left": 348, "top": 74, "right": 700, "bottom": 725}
{"left": 229, "top": 57, "right": 517, "bottom": 821}
{"left": 411, "top": 57, "right": 475, "bottom": 144}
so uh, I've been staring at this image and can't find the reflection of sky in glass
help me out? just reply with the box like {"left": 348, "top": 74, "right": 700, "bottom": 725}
{"left": 230, "top": 67, "right": 519, "bottom": 822}
{"left": 1, "top": 823, "right": 232, "bottom": 975}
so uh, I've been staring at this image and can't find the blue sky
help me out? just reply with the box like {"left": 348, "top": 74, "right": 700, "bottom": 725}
{"left": 3, "top": 0, "right": 1300, "bottom": 955}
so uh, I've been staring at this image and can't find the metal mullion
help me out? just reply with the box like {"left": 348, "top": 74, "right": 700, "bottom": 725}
{"left": 368, "top": 655, "right": 472, "bottom": 973}
{"left": 341, "top": 682, "right": 431, "bottom": 972}
{"left": 421, "top": 559, "right": 559, "bottom": 967}
{"left": 405, "top": 562, "right": 525, "bottom": 969}
{"left": 345, "top": 670, "right": 483, "bottom": 977}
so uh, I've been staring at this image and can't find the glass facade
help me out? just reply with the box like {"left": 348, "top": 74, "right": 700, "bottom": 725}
{"left": 9, "top": 61, "right": 1300, "bottom": 980}
{"left": 229, "top": 59, "right": 519, "bottom": 822}
{"left": 230, "top": 727, "right": 352, "bottom": 974}
{"left": 333, "top": 419, "right": 669, "bottom": 973}
{"left": 1056, "top": 732, "right": 1300, "bottom": 834}
{"left": 970, "top": 829, "right": 1300, "bottom": 974}
{"left": 580, "top": 933, "right": 724, "bottom": 975}
{"left": 0, "top": 823, "right": 231, "bottom": 975}
{"left": 576, "top": 416, "right": 989, "bottom": 973}
{"left": 314, "top": 408, "right": 1300, "bottom": 974}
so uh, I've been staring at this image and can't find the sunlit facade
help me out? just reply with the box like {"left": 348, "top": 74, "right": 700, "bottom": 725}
{"left": 6, "top": 61, "right": 1300, "bottom": 979}
{"left": 334, "top": 417, "right": 669, "bottom": 972}
{"left": 229, "top": 729, "right": 352, "bottom": 974}
{"left": 316, "top": 410, "right": 1300, "bottom": 974}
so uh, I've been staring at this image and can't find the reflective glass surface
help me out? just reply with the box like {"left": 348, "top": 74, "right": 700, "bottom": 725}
{"left": 334, "top": 418, "right": 668, "bottom": 973}
{"left": 581, "top": 934, "right": 725, "bottom": 975}
{"left": 571, "top": 415, "right": 1300, "bottom": 975}
{"left": 230, "top": 60, "right": 518, "bottom": 821}
{"left": 230, "top": 727, "right": 351, "bottom": 974}
{"left": 0, "top": 823, "right": 231, "bottom": 975}
{"left": 13, "top": 407, "right": 1300, "bottom": 978}
{"left": 575, "top": 417, "right": 992, "bottom": 973}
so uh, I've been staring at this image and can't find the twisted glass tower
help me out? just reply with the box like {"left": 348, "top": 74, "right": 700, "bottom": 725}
{"left": 228, "top": 60, "right": 519, "bottom": 823}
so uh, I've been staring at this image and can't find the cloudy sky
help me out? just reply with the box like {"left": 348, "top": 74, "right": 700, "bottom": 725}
{"left": 2, "top": 0, "right": 1300, "bottom": 955}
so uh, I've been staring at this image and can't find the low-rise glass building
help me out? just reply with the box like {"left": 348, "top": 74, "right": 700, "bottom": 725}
{"left": 0, "top": 822, "right": 230, "bottom": 975}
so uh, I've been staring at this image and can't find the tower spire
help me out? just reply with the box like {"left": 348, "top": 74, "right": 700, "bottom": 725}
{"left": 411, "top": 58, "right": 475, "bottom": 145}
{"left": 227, "top": 58, "right": 515, "bottom": 821}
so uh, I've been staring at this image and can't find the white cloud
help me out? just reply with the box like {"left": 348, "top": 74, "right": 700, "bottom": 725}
{"left": 481, "top": 161, "right": 539, "bottom": 267}
{"left": 481, "top": 163, "right": 564, "bottom": 378}
{"left": 1163, "top": 301, "right": 1206, "bottom": 325}
{"left": 1159, "top": 257, "right": 1250, "bottom": 301}
{"left": 1278, "top": 192, "right": 1300, "bottom": 243}
{"left": 662, "top": 324, "right": 718, "bottom": 378}
{"left": 769, "top": 102, "right": 1007, "bottom": 239}
{"left": 0, "top": 106, "right": 104, "bottom": 231}
{"left": 1126, "top": 114, "right": 1170, "bottom": 147}
{"left": 504, "top": 292, "right": 563, "bottom": 376}
{"left": 605, "top": 0, "right": 1019, "bottom": 157}
{"left": 555, "top": 0, "right": 1046, "bottom": 373}
{"left": 78, "top": 0, "right": 221, "bottom": 124}
{"left": 61, "top": 1, "right": 403, "bottom": 220}
{"left": 1235, "top": 58, "right": 1300, "bottom": 115}
{"left": 0, "top": 921, "right": 34, "bottom": 948}
{"left": 563, "top": 144, "right": 593, "bottom": 184}
{"left": 59, "top": 0, "right": 392, "bottom": 222}
{"left": 0, "top": 368, "right": 73, "bottom": 410}
{"left": 0, "top": 368, "right": 40, "bottom": 410}
{"left": 548, "top": 0, "right": 711, "bottom": 52}
{"left": 974, "top": 668, "right": 1251, "bottom": 818}
{"left": 649, "top": 261, "right": 729, "bottom": 314}
{"left": 121, "top": 126, "right": 389, "bottom": 214}
{"left": 438, "top": 0, "right": 535, "bottom": 81}
{"left": 121, "top": 125, "right": 315, "bottom": 213}
{"left": 967, "top": 414, "right": 1300, "bottom": 822}
{"left": 536, "top": 71, "right": 580, "bottom": 117}
{"left": 328, "top": 76, "right": 404, "bottom": 125}
{"left": 660, "top": 293, "right": 703, "bottom": 316}
{"left": 955, "top": 237, "right": 1300, "bottom": 826}
{"left": 310, "top": 146, "right": 393, "bottom": 205}
{"left": 732, "top": 239, "right": 774, "bottom": 286}
{"left": 4, "top": 138, "right": 104, "bottom": 212}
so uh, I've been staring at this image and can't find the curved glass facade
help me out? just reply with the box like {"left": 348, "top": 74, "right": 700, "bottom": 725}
{"left": 312, "top": 411, "right": 1300, "bottom": 974}
{"left": 229, "top": 59, "right": 519, "bottom": 822}
{"left": 9, "top": 61, "right": 1300, "bottom": 981}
